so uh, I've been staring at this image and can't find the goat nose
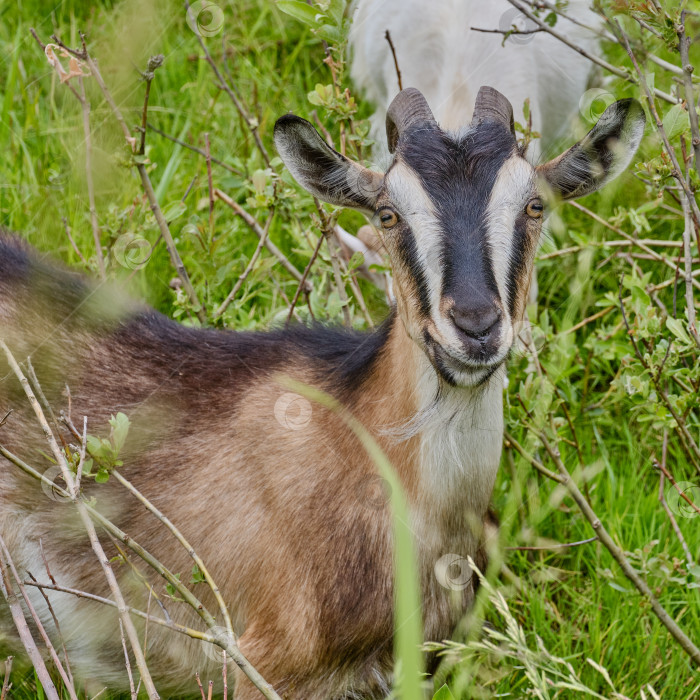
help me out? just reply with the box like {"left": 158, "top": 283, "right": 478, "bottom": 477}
{"left": 450, "top": 305, "right": 502, "bottom": 340}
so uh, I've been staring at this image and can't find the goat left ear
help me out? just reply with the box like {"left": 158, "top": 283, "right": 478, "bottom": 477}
{"left": 274, "top": 114, "right": 383, "bottom": 214}
{"left": 537, "top": 99, "right": 645, "bottom": 200}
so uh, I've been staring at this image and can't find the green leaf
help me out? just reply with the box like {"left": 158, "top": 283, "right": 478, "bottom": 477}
{"left": 347, "top": 251, "right": 365, "bottom": 272}
{"left": 191, "top": 564, "right": 206, "bottom": 584}
{"left": 432, "top": 685, "right": 456, "bottom": 700}
{"left": 109, "top": 412, "right": 131, "bottom": 453}
{"left": 327, "top": 0, "right": 345, "bottom": 25}
{"left": 666, "top": 317, "right": 691, "bottom": 344}
{"left": 276, "top": 1, "right": 320, "bottom": 27}
{"left": 161, "top": 200, "right": 186, "bottom": 223}
{"left": 662, "top": 103, "right": 690, "bottom": 141}
{"left": 95, "top": 468, "right": 110, "bottom": 484}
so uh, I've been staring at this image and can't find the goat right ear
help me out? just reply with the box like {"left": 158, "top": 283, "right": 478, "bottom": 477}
{"left": 274, "top": 114, "right": 383, "bottom": 214}
{"left": 536, "top": 98, "right": 646, "bottom": 201}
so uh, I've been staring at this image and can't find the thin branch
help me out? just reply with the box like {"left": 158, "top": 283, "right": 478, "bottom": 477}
{"left": 657, "top": 434, "right": 694, "bottom": 567}
{"left": 0, "top": 537, "right": 77, "bottom": 700}
{"left": 536, "top": 430, "right": 700, "bottom": 666}
{"left": 504, "top": 0, "right": 678, "bottom": 104}
{"left": 1, "top": 656, "right": 12, "bottom": 700}
{"left": 62, "top": 35, "right": 205, "bottom": 322}
{"left": 213, "top": 209, "right": 274, "bottom": 319}
{"left": 23, "top": 580, "right": 217, "bottom": 643}
{"left": 569, "top": 201, "right": 700, "bottom": 291}
{"left": 119, "top": 619, "right": 137, "bottom": 700}
{"left": 613, "top": 19, "right": 700, "bottom": 230}
{"left": 286, "top": 231, "right": 325, "bottom": 326}
{"left": 62, "top": 217, "right": 88, "bottom": 266}
{"left": 503, "top": 430, "right": 565, "bottom": 483}
{"left": 204, "top": 133, "right": 215, "bottom": 234}
{"left": 196, "top": 673, "right": 206, "bottom": 700}
{"left": 111, "top": 469, "right": 235, "bottom": 643}
{"left": 147, "top": 122, "right": 244, "bottom": 176}
{"left": 678, "top": 10, "right": 700, "bottom": 168}
{"left": 0, "top": 557, "right": 60, "bottom": 700}
{"left": 214, "top": 188, "right": 309, "bottom": 289}
{"left": 314, "top": 200, "right": 351, "bottom": 326}
{"left": 680, "top": 188, "right": 700, "bottom": 348}
{"left": 506, "top": 536, "right": 598, "bottom": 551}
{"left": 186, "top": 1, "right": 271, "bottom": 167}
{"left": 384, "top": 30, "right": 403, "bottom": 91}
{"left": 0, "top": 340, "right": 160, "bottom": 700}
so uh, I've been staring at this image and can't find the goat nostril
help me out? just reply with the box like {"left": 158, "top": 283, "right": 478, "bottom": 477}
{"left": 450, "top": 307, "right": 501, "bottom": 340}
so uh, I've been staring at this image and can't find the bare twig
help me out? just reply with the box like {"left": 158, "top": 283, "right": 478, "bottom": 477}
{"left": 24, "top": 579, "right": 212, "bottom": 640}
{"left": 138, "top": 55, "right": 163, "bottom": 156}
{"left": 60, "top": 36, "right": 205, "bottom": 321}
{"left": 0, "top": 556, "right": 60, "bottom": 700}
{"left": 147, "top": 122, "right": 244, "bottom": 176}
{"left": 569, "top": 201, "right": 700, "bottom": 291}
{"left": 384, "top": 30, "right": 403, "bottom": 91}
{"left": 204, "top": 133, "right": 215, "bottom": 234}
{"left": 196, "top": 673, "right": 206, "bottom": 700}
{"left": 0, "top": 340, "right": 160, "bottom": 699}
{"left": 678, "top": 11, "right": 700, "bottom": 168}
{"left": 504, "top": 0, "right": 678, "bottom": 104}
{"left": 657, "top": 434, "right": 694, "bottom": 567}
{"left": 314, "top": 200, "right": 351, "bottom": 325}
{"left": 286, "top": 231, "right": 325, "bottom": 326}
{"left": 214, "top": 209, "right": 274, "bottom": 319}
{"left": 506, "top": 536, "right": 598, "bottom": 551}
{"left": 119, "top": 619, "right": 137, "bottom": 700}
{"left": 111, "top": 468, "right": 235, "bottom": 643}
{"left": 26, "top": 567, "right": 74, "bottom": 688}
{"left": 680, "top": 188, "right": 700, "bottom": 348}
{"left": 62, "top": 217, "right": 88, "bottom": 266}
{"left": 214, "top": 188, "right": 309, "bottom": 289}
{"left": 536, "top": 429, "right": 700, "bottom": 666}
{"left": 186, "top": 1, "right": 271, "bottom": 167}
{"left": 1, "top": 656, "right": 12, "bottom": 700}
{"left": 613, "top": 20, "right": 700, "bottom": 230}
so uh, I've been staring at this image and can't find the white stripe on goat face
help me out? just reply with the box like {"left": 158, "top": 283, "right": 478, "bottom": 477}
{"left": 485, "top": 153, "right": 538, "bottom": 330}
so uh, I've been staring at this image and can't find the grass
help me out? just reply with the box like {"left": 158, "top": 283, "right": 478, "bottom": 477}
{"left": 0, "top": 0, "right": 699, "bottom": 698}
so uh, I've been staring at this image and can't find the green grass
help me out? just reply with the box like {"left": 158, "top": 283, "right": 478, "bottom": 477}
{"left": 0, "top": 0, "right": 699, "bottom": 698}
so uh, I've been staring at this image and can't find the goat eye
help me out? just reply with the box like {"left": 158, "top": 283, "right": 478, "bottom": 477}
{"left": 526, "top": 198, "right": 544, "bottom": 219}
{"left": 377, "top": 207, "right": 399, "bottom": 229}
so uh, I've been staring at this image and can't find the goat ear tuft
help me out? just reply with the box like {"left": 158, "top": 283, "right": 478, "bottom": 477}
{"left": 274, "top": 114, "right": 383, "bottom": 213}
{"left": 537, "top": 98, "right": 646, "bottom": 201}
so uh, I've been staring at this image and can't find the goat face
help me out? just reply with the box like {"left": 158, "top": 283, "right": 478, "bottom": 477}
{"left": 274, "top": 86, "right": 644, "bottom": 387}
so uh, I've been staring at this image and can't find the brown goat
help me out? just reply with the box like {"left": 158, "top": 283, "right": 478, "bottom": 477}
{"left": 0, "top": 87, "right": 644, "bottom": 698}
